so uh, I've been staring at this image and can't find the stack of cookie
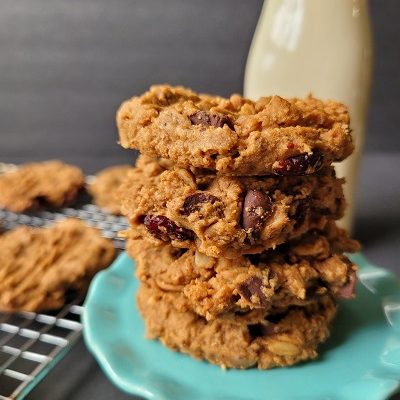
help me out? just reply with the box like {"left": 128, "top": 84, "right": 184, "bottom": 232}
{"left": 117, "top": 85, "right": 359, "bottom": 369}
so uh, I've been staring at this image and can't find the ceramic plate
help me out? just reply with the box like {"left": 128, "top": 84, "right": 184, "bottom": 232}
{"left": 82, "top": 252, "right": 400, "bottom": 400}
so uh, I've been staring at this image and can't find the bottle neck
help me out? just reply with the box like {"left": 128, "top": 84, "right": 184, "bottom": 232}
{"left": 258, "top": 0, "right": 371, "bottom": 52}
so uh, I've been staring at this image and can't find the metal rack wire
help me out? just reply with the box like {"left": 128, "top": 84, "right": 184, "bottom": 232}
{"left": 0, "top": 204, "right": 127, "bottom": 250}
{"left": 0, "top": 165, "right": 128, "bottom": 399}
{"left": 0, "top": 299, "right": 83, "bottom": 400}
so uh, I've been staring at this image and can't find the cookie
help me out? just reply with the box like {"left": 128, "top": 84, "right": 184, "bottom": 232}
{"left": 128, "top": 224, "right": 358, "bottom": 320}
{"left": 0, "top": 160, "right": 85, "bottom": 212}
{"left": 120, "top": 156, "right": 346, "bottom": 258}
{"left": 89, "top": 165, "right": 132, "bottom": 215}
{"left": 117, "top": 85, "right": 353, "bottom": 176}
{"left": 137, "top": 282, "right": 336, "bottom": 369}
{"left": 0, "top": 218, "right": 115, "bottom": 312}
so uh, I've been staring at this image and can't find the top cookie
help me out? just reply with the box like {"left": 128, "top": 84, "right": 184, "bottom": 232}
{"left": 117, "top": 85, "right": 353, "bottom": 176}
{"left": 0, "top": 160, "right": 85, "bottom": 212}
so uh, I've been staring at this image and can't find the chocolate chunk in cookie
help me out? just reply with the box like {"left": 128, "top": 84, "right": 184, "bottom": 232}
{"left": 189, "top": 111, "right": 234, "bottom": 130}
{"left": 242, "top": 190, "right": 273, "bottom": 232}
{"left": 238, "top": 277, "right": 269, "bottom": 308}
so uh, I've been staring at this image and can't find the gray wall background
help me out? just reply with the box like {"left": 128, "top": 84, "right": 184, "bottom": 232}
{"left": 0, "top": 0, "right": 399, "bottom": 173}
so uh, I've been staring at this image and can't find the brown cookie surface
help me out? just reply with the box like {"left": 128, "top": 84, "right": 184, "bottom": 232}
{"left": 137, "top": 283, "right": 336, "bottom": 369}
{"left": 0, "top": 218, "right": 116, "bottom": 312}
{"left": 117, "top": 85, "right": 353, "bottom": 176}
{"left": 121, "top": 156, "right": 346, "bottom": 258}
{"left": 0, "top": 160, "right": 85, "bottom": 212}
{"left": 128, "top": 224, "right": 359, "bottom": 320}
{"left": 89, "top": 165, "right": 132, "bottom": 215}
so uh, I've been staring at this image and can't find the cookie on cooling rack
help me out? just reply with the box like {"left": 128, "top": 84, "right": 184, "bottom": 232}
{"left": 88, "top": 165, "right": 132, "bottom": 215}
{"left": 0, "top": 160, "right": 85, "bottom": 212}
{"left": 0, "top": 218, "right": 116, "bottom": 312}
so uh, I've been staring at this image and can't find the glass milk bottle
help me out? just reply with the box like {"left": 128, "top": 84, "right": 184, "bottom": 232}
{"left": 244, "top": 0, "right": 373, "bottom": 232}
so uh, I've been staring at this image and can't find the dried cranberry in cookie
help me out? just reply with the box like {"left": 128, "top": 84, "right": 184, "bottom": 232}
{"left": 237, "top": 276, "right": 270, "bottom": 308}
{"left": 144, "top": 215, "right": 194, "bottom": 242}
{"left": 272, "top": 151, "right": 324, "bottom": 176}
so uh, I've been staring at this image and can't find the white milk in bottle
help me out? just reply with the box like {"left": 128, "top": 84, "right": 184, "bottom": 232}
{"left": 244, "top": 0, "right": 373, "bottom": 232}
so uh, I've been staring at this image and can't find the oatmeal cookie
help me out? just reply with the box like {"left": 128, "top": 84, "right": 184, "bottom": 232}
{"left": 137, "top": 283, "right": 336, "bottom": 369}
{"left": 128, "top": 225, "right": 358, "bottom": 320}
{"left": 121, "top": 156, "right": 346, "bottom": 258}
{"left": 0, "top": 160, "right": 85, "bottom": 212}
{"left": 117, "top": 85, "right": 353, "bottom": 176}
{"left": 89, "top": 165, "right": 132, "bottom": 215}
{"left": 0, "top": 218, "right": 115, "bottom": 312}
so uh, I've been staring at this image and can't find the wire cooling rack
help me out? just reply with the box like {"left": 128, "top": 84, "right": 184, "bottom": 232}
{"left": 0, "top": 300, "right": 83, "bottom": 400}
{"left": 0, "top": 165, "right": 129, "bottom": 399}
{"left": 0, "top": 204, "right": 127, "bottom": 250}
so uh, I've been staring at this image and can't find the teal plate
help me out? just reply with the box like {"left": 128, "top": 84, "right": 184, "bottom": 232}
{"left": 82, "top": 252, "right": 400, "bottom": 400}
